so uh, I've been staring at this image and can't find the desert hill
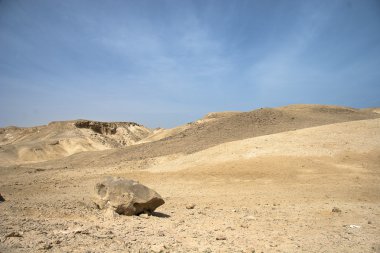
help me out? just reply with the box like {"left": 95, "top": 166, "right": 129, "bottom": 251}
{"left": 136, "top": 111, "right": 241, "bottom": 144}
{"left": 148, "top": 117, "right": 380, "bottom": 172}
{"left": 1, "top": 104, "right": 379, "bottom": 167}
{"left": 0, "top": 120, "right": 151, "bottom": 164}
{"left": 34, "top": 104, "right": 379, "bottom": 169}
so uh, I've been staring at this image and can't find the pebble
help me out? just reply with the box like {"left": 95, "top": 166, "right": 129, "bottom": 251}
{"left": 139, "top": 213, "right": 149, "bottom": 219}
{"left": 105, "top": 208, "right": 118, "bottom": 218}
{"left": 186, "top": 204, "right": 196, "bottom": 209}
{"left": 241, "top": 223, "right": 249, "bottom": 228}
{"left": 216, "top": 235, "right": 227, "bottom": 240}
{"left": 151, "top": 244, "right": 166, "bottom": 252}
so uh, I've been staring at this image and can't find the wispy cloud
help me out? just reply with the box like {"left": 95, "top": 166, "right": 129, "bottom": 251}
{"left": 0, "top": 0, "right": 379, "bottom": 127}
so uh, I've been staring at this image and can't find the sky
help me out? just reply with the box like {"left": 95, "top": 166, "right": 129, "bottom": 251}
{"left": 0, "top": 0, "right": 379, "bottom": 128}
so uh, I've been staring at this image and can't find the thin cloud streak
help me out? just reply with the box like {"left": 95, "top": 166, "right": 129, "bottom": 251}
{"left": 0, "top": 0, "right": 379, "bottom": 127}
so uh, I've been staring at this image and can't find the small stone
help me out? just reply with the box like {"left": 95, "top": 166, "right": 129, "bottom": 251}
{"left": 216, "top": 235, "right": 227, "bottom": 240}
{"left": 332, "top": 207, "right": 341, "bottom": 213}
{"left": 42, "top": 243, "right": 53, "bottom": 250}
{"left": 151, "top": 244, "right": 165, "bottom": 252}
{"left": 186, "top": 203, "right": 196, "bottom": 209}
{"left": 0, "top": 193, "right": 5, "bottom": 202}
{"left": 38, "top": 241, "right": 53, "bottom": 250}
{"left": 139, "top": 213, "right": 149, "bottom": 219}
{"left": 241, "top": 223, "right": 249, "bottom": 228}
{"left": 245, "top": 215, "right": 255, "bottom": 221}
{"left": 12, "top": 243, "right": 23, "bottom": 248}
{"left": 6, "top": 232, "right": 23, "bottom": 238}
{"left": 105, "top": 208, "right": 119, "bottom": 218}
{"left": 368, "top": 221, "right": 372, "bottom": 224}
{"left": 157, "top": 230, "right": 165, "bottom": 237}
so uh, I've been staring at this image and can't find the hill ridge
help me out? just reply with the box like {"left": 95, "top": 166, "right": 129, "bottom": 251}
{"left": 8, "top": 104, "right": 377, "bottom": 168}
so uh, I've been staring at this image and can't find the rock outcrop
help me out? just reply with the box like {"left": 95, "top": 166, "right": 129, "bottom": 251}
{"left": 74, "top": 120, "right": 140, "bottom": 135}
{"left": 94, "top": 177, "right": 164, "bottom": 215}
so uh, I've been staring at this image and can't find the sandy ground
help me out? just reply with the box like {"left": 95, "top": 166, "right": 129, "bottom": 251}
{"left": 1, "top": 117, "right": 380, "bottom": 252}
{"left": 0, "top": 122, "right": 380, "bottom": 252}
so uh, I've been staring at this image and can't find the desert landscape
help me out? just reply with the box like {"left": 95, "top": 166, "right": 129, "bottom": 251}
{"left": 0, "top": 104, "right": 379, "bottom": 252}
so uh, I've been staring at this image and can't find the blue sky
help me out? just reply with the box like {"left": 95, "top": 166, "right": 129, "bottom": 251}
{"left": 0, "top": 0, "right": 379, "bottom": 128}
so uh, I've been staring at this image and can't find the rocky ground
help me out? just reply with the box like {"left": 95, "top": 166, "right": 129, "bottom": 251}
{"left": 1, "top": 152, "right": 379, "bottom": 252}
{"left": 1, "top": 105, "right": 379, "bottom": 252}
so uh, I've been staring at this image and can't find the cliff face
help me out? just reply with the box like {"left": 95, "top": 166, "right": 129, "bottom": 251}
{"left": 74, "top": 121, "right": 118, "bottom": 135}
{"left": 74, "top": 120, "right": 141, "bottom": 135}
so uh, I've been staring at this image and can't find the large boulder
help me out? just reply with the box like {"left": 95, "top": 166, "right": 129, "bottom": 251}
{"left": 93, "top": 177, "right": 164, "bottom": 215}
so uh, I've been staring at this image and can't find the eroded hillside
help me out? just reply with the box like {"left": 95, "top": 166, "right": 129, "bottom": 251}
{"left": 0, "top": 120, "right": 151, "bottom": 164}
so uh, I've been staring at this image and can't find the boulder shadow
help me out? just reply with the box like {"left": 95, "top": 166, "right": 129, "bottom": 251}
{"left": 151, "top": 211, "right": 171, "bottom": 218}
